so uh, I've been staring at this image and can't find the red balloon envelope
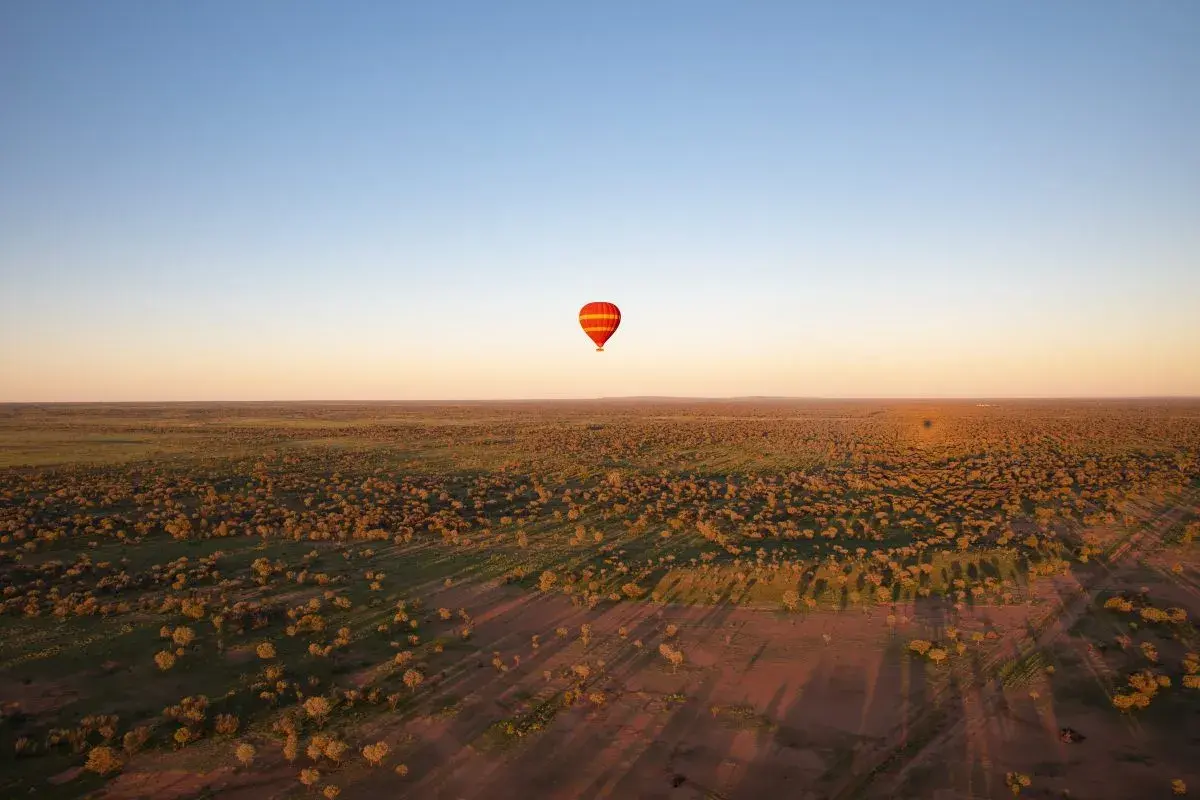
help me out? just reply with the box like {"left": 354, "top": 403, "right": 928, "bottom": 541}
{"left": 578, "top": 302, "right": 621, "bottom": 351}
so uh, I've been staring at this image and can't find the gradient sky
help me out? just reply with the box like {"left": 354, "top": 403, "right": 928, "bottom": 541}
{"left": 2, "top": 1, "right": 1198, "bottom": 401}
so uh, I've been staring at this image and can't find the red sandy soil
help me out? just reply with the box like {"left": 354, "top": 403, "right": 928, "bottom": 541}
{"left": 91, "top": 577, "right": 1200, "bottom": 800}
{"left": 90, "top": 497, "right": 1200, "bottom": 800}
{"left": 0, "top": 679, "right": 80, "bottom": 718}
{"left": 103, "top": 762, "right": 301, "bottom": 800}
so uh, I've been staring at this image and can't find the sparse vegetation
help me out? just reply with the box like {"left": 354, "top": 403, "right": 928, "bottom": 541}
{"left": 0, "top": 401, "right": 1195, "bottom": 798}
{"left": 235, "top": 742, "right": 256, "bottom": 767}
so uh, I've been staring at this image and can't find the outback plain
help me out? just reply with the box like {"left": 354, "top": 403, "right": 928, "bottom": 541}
{"left": 0, "top": 400, "right": 1198, "bottom": 800}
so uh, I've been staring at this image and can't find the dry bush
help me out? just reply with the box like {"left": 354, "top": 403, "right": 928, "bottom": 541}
{"left": 214, "top": 714, "right": 239, "bottom": 735}
{"left": 1005, "top": 772, "right": 1031, "bottom": 795}
{"left": 658, "top": 643, "right": 684, "bottom": 672}
{"left": 303, "top": 696, "right": 332, "bottom": 723}
{"left": 235, "top": 742, "right": 256, "bottom": 767}
{"left": 362, "top": 741, "right": 389, "bottom": 766}
{"left": 782, "top": 590, "right": 799, "bottom": 612}
{"left": 306, "top": 735, "right": 330, "bottom": 762}
{"left": 323, "top": 738, "right": 349, "bottom": 764}
{"left": 122, "top": 726, "right": 152, "bottom": 756}
{"left": 85, "top": 745, "right": 124, "bottom": 775}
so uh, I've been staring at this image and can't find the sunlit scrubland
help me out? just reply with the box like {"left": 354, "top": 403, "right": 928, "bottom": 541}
{"left": 0, "top": 400, "right": 1197, "bottom": 799}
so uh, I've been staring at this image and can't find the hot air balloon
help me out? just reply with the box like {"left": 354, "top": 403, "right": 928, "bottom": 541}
{"left": 578, "top": 301, "right": 621, "bottom": 352}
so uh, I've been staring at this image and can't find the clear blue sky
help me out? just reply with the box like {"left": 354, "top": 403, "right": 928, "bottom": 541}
{"left": 2, "top": 1, "right": 1198, "bottom": 400}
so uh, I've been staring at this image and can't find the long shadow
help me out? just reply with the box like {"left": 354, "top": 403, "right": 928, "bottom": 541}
{"left": 404, "top": 595, "right": 746, "bottom": 799}
{"left": 388, "top": 592, "right": 604, "bottom": 796}
{"left": 806, "top": 491, "right": 1200, "bottom": 799}
{"left": 909, "top": 591, "right": 949, "bottom": 639}
{"left": 507, "top": 600, "right": 746, "bottom": 798}
{"left": 727, "top": 616, "right": 936, "bottom": 800}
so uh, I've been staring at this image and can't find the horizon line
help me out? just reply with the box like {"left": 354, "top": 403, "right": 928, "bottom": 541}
{"left": 3, "top": 395, "right": 1200, "bottom": 406}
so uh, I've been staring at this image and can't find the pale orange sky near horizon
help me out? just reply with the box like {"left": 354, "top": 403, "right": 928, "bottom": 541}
{"left": 4, "top": 305, "right": 1198, "bottom": 401}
